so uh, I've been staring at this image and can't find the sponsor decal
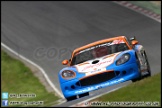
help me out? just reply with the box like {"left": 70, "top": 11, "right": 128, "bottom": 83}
{"left": 112, "top": 39, "right": 125, "bottom": 44}
{"left": 82, "top": 58, "right": 113, "bottom": 71}
{"left": 79, "top": 40, "right": 125, "bottom": 54}
{"left": 75, "top": 52, "right": 121, "bottom": 73}
{"left": 75, "top": 87, "right": 94, "bottom": 94}
{"left": 79, "top": 43, "right": 111, "bottom": 54}
{"left": 99, "top": 78, "right": 124, "bottom": 87}
{"left": 85, "top": 68, "right": 106, "bottom": 76}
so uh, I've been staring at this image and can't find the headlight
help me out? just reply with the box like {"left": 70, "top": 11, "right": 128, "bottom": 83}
{"left": 61, "top": 70, "right": 76, "bottom": 79}
{"left": 116, "top": 53, "right": 130, "bottom": 65}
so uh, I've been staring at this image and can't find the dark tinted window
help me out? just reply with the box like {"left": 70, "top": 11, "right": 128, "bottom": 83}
{"left": 71, "top": 42, "right": 128, "bottom": 65}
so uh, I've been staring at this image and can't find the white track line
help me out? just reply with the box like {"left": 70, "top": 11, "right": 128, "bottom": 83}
{"left": 1, "top": 42, "right": 64, "bottom": 98}
{"left": 70, "top": 86, "right": 125, "bottom": 107}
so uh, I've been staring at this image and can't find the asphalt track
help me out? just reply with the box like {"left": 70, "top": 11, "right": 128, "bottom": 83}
{"left": 1, "top": 1, "right": 161, "bottom": 106}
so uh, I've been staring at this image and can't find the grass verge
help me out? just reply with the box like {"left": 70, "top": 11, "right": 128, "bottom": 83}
{"left": 1, "top": 50, "right": 60, "bottom": 107}
{"left": 90, "top": 73, "right": 161, "bottom": 107}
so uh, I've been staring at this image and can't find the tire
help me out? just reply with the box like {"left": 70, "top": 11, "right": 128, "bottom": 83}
{"left": 132, "top": 53, "right": 142, "bottom": 82}
{"left": 66, "top": 95, "right": 77, "bottom": 101}
{"left": 132, "top": 52, "right": 151, "bottom": 82}
{"left": 79, "top": 92, "right": 89, "bottom": 98}
{"left": 144, "top": 52, "right": 151, "bottom": 77}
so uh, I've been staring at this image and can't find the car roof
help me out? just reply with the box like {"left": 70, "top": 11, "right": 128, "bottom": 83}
{"left": 72, "top": 36, "right": 128, "bottom": 55}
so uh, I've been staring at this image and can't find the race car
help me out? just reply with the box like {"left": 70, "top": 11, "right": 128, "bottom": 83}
{"left": 58, "top": 36, "right": 151, "bottom": 101}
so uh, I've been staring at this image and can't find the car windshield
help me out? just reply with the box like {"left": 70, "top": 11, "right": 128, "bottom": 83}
{"left": 71, "top": 39, "right": 129, "bottom": 65}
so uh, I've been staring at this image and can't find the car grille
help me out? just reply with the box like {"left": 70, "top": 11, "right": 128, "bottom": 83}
{"left": 79, "top": 71, "right": 115, "bottom": 86}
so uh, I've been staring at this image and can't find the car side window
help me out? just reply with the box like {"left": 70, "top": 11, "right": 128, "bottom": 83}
{"left": 118, "top": 43, "right": 128, "bottom": 51}
{"left": 125, "top": 37, "right": 130, "bottom": 45}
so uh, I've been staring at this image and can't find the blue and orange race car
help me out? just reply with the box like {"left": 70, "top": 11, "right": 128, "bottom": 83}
{"left": 58, "top": 36, "right": 151, "bottom": 101}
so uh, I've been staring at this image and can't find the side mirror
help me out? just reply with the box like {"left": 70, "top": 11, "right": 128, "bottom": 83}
{"left": 129, "top": 36, "right": 136, "bottom": 41}
{"left": 131, "top": 40, "right": 138, "bottom": 45}
{"left": 62, "top": 59, "right": 69, "bottom": 65}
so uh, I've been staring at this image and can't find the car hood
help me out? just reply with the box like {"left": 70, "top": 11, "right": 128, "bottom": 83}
{"left": 74, "top": 52, "right": 121, "bottom": 74}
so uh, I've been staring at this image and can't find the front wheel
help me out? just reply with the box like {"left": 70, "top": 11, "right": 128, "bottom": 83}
{"left": 132, "top": 53, "right": 142, "bottom": 82}
{"left": 144, "top": 51, "right": 151, "bottom": 77}
{"left": 79, "top": 92, "right": 89, "bottom": 98}
{"left": 66, "top": 95, "right": 77, "bottom": 101}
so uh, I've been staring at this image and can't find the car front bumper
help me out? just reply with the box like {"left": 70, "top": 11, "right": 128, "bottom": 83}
{"left": 60, "top": 62, "right": 140, "bottom": 98}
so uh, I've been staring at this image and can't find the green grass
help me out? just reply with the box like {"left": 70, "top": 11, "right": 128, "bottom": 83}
{"left": 129, "top": 1, "right": 161, "bottom": 15}
{"left": 90, "top": 73, "right": 161, "bottom": 107}
{"left": 1, "top": 50, "right": 60, "bottom": 107}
